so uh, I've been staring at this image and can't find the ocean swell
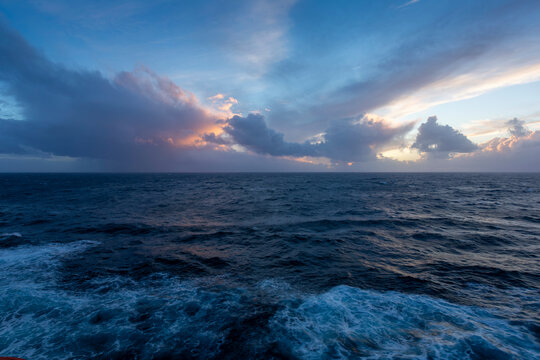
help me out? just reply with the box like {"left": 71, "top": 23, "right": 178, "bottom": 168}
{"left": 0, "top": 241, "right": 538, "bottom": 359}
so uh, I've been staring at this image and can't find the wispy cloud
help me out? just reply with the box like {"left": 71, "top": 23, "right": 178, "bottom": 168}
{"left": 379, "top": 61, "right": 540, "bottom": 120}
{"left": 397, "top": 0, "right": 420, "bottom": 9}
{"left": 217, "top": 0, "right": 297, "bottom": 75}
{"left": 207, "top": 94, "right": 240, "bottom": 118}
{"left": 299, "top": 1, "right": 540, "bottom": 131}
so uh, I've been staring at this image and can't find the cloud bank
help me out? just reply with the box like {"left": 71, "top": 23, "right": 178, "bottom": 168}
{"left": 0, "top": 21, "right": 221, "bottom": 169}
{"left": 1, "top": 20, "right": 539, "bottom": 172}
{"left": 0, "top": 22, "right": 413, "bottom": 169}
{"left": 220, "top": 114, "right": 413, "bottom": 163}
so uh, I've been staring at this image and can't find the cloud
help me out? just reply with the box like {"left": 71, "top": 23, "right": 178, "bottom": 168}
{"left": 380, "top": 62, "right": 540, "bottom": 121}
{"left": 201, "top": 132, "right": 232, "bottom": 146}
{"left": 479, "top": 118, "right": 535, "bottom": 153}
{"left": 397, "top": 0, "right": 420, "bottom": 9}
{"left": 2, "top": 13, "right": 540, "bottom": 172}
{"left": 207, "top": 94, "right": 239, "bottom": 117}
{"left": 223, "top": 114, "right": 316, "bottom": 157}
{"left": 0, "top": 21, "right": 222, "bottom": 169}
{"left": 507, "top": 118, "right": 532, "bottom": 138}
{"left": 208, "top": 94, "right": 225, "bottom": 101}
{"left": 313, "top": 116, "right": 414, "bottom": 162}
{"left": 215, "top": 0, "right": 297, "bottom": 74}
{"left": 297, "top": 0, "right": 540, "bottom": 129}
{"left": 411, "top": 116, "right": 477, "bottom": 157}
{"left": 446, "top": 130, "right": 540, "bottom": 172}
{"left": 485, "top": 130, "right": 540, "bottom": 154}
{"left": 404, "top": 116, "right": 540, "bottom": 171}
{"left": 0, "top": 21, "right": 413, "bottom": 170}
{"left": 217, "top": 113, "right": 413, "bottom": 162}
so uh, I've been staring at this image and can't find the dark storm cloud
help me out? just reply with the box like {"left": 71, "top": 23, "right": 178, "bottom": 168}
{"left": 0, "top": 22, "right": 217, "bottom": 168}
{"left": 411, "top": 116, "right": 477, "bottom": 157}
{"left": 224, "top": 114, "right": 316, "bottom": 157}
{"left": 220, "top": 113, "right": 413, "bottom": 162}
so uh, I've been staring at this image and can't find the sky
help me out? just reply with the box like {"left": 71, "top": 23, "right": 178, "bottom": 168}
{"left": 1, "top": 0, "right": 540, "bottom": 172}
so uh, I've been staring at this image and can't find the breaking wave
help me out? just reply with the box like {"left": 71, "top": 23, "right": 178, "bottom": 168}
{"left": 0, "top": 241, "right": 538, "bottom": 359}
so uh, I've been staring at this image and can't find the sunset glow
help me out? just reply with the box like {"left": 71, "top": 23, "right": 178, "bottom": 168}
{"left": 0, "top": 0, "right": 539, "bottom": 171}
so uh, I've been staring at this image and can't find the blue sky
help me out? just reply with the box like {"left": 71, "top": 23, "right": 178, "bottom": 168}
{"left": 1, "top": 0, "right": 540, "bottom": 171}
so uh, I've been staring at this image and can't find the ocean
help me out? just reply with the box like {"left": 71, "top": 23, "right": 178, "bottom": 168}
{"left": 0, "top": 173, "right": 539, "bottom": 359}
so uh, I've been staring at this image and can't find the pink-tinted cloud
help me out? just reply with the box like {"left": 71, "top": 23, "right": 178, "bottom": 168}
{"left": 0, "top": 22, "right": 225, "bottom": 169}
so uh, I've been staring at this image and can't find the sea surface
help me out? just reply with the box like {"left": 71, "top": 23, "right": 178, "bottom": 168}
{"left": 0, "top": 173, "right": 539, "bottom": 359}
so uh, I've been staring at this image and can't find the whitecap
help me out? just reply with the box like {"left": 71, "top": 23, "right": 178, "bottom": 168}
{"left": 0, "top": 242, "right": 538, "bottom": 360}
{"left": 0, "top": 241, "right": 238, "bottom": 359}
{"left": 1, "top": 232, "right": 22, "bottom": 238}
{"left": 269, "top": 285, "right": 540, "bottom": 359}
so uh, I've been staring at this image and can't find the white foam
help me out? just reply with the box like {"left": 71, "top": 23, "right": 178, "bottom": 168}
{"left": 0, "top": 242, "right": 538, "bottom": 359}
{"left": 1, "top": 232, "right": 22, "bottom": 238}
{"left": 0, "top": 241, "right": 239, "bottom": 359}
{"left": 0, "top": 240, "right": 99, "bottom": 276}
{"left": 269, "top": 285, "right": 540, "bottom": 359}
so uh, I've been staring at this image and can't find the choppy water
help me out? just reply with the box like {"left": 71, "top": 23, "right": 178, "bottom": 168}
{"left": 0, "top": 173, "right": 539, "bottom": 359}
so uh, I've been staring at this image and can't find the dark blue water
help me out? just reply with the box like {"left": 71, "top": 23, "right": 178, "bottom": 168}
{"left": 0, "top": 173, "right": 539, "bottom": 359}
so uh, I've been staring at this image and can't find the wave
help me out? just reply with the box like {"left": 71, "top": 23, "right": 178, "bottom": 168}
{"left": 0, "top": 232, "right": 25, "bottom": 248}
{"left": 270, "top": 285, "right": 540, "bottom": 359}
{"left": 1, "top": 232, "right": 22, "bottom": 238}
{"left": 0, "top": 242, "right": 538, "bottom": 359}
